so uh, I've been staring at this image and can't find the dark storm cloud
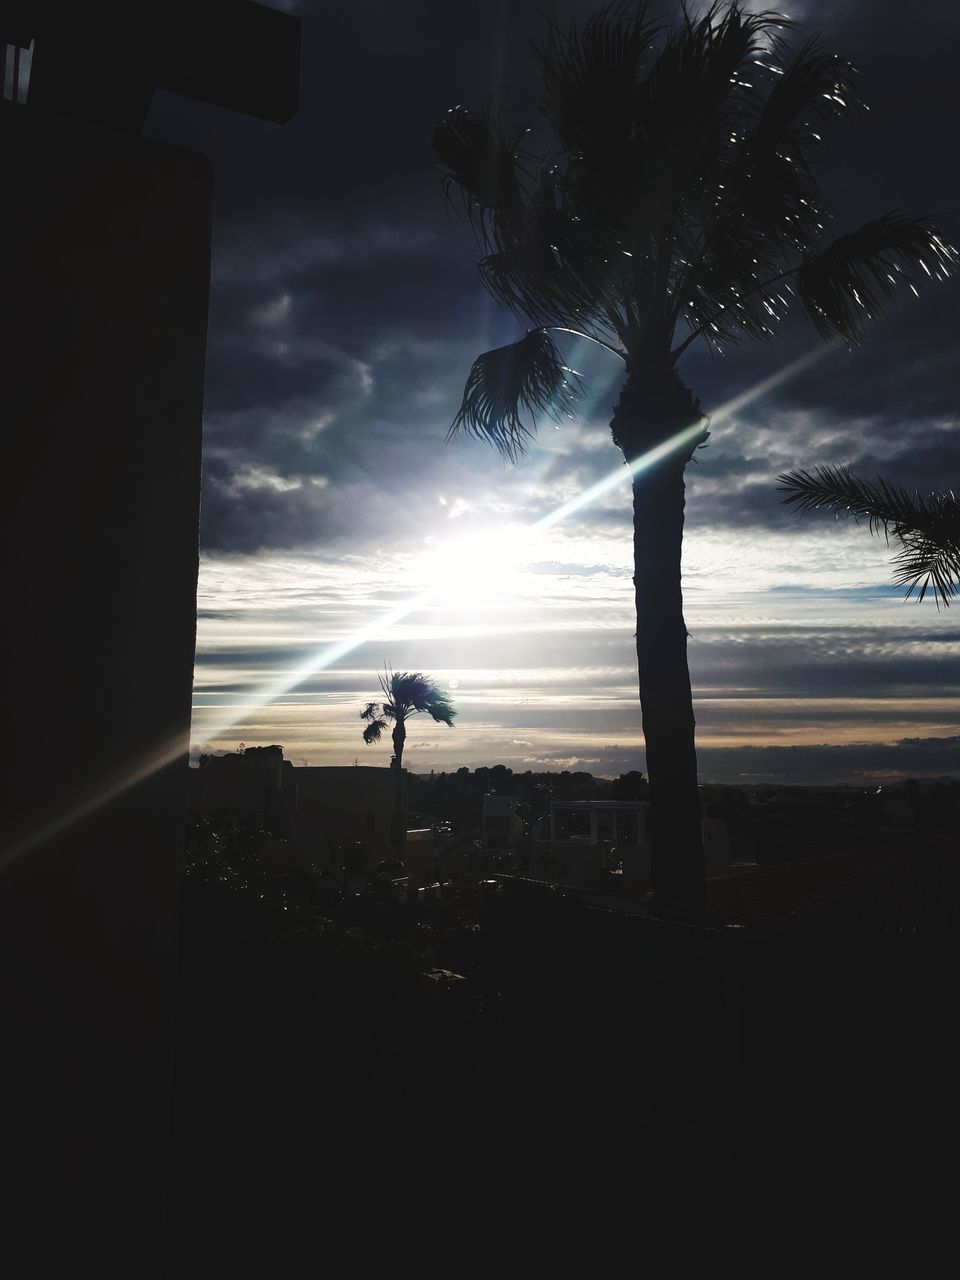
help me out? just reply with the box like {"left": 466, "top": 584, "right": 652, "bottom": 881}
{"left": 143, "top": 0, "right": 959, "bottom": 556}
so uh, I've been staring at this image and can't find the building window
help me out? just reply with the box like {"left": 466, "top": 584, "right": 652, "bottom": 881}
{"left": 1, "top": 41, "right": 33, "bottom": 105}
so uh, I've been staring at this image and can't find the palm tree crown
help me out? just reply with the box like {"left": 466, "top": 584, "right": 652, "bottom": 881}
{"left": 435, "top": 1, "right": 956, "bottom": 459}
{"left": 360, "top": 669, "right": 457, "bottom": 748}
{"left": 779, "top": 466, "right": 960, "bottom": 605}
{"left": 360, "top": 668, "right": 455, "bottom": 860}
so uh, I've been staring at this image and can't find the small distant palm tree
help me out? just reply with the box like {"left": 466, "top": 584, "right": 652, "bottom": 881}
{"left": 360, "top": 668, "right": 457, "bottom": 857}
{"left": 434, "top": 1, "right": 956, "bottom": 916}
{"left": 779, "top": 465, "right": 960, "bottom": 605}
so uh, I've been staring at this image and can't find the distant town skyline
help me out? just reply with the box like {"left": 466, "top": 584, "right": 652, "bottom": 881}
{"left": 142, "top": 0, "right": 960, "bottom": 785}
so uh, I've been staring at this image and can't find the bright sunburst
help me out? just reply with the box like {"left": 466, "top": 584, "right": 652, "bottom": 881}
{"left": 416, "top": 527, "right": 525, "bottom": 606}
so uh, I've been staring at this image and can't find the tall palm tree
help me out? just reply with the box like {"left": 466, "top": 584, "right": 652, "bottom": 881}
{"left": 433, "top": 1, "right": 955, "bottom": 917}
{"left": 779, "top": 466, "right": 960, "bottom": 605}
{"left": 360, "top": 668, "right": 457, "bottom": 858}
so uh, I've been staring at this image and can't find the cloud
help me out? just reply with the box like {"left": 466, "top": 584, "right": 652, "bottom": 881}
{"left": 212, "top": 219, "right": 438, "bottom": 286}
{"left": 136, "top": 0, "right": 960, "bottom": 780}
{"left": 696, "top": 734, "right": 960, "bottom": 785}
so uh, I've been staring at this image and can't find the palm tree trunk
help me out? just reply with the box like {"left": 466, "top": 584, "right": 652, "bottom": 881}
{"left": 613, "top": 365, "right": 707, "bottom": 920}
{"left": 391, "top": 719, "right": 406, "bottom": 861}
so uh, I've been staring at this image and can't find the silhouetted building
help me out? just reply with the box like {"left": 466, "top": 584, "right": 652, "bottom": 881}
{"left": 0, "top": 6, "right": 299, "bottom": 1275}
{"left": 288, "top": 766, "right": 398, "bottom": 870}
{"left": 534, "top": 798, "right": 730, "bottom": 896}
{"left": 194, "top": 744, "right": 292, "bottom": 829}
{"left": 191, "top": 749, "right": 402, "bottom": 871}
{"left": 537, "top": 799, "right": 653, "bottom": 894}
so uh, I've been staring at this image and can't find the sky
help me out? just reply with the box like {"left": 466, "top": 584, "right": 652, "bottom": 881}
{"left": 143, "top": 0, "right": 960, "bottom": 785}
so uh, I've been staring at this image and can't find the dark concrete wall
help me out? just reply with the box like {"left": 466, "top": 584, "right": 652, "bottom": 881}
{"left": 0, "top": 101, "right": 209, "bottom": 1276}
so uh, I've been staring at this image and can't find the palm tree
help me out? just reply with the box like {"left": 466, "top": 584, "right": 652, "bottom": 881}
{"left": 779, "top": 466, "right": 960, "bottom": 605}
{"left": 360, "top": 668, "right": 457, "bottom": 858}
{"left": 433, "top": 1, "right": 955, "bottom": 917}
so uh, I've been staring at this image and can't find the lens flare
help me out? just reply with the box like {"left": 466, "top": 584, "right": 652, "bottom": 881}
{"left": 4, "top": 348, "right": 828, "bottom": 867}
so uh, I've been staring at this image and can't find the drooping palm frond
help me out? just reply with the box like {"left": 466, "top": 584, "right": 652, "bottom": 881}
{"left": 795, "top": 214, "right": 959, "bottom": 344}
{"left": 778, "top": 465, "right": 960, "bottom": 604}
{"left": 362, "top": 717, "right": 388, "bottom": 744}
{"left": 423, "top": 688, "right": 457, "bottom": 727}
{"left": 450, "top": 329, "right": 582, "bottom": 460}
{"left": 892, "top": 531, "right": 960, "bottom": 606}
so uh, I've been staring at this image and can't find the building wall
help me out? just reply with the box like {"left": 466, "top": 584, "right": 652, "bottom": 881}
{"left": 192, "top": 748, "right": 289, "bottom": 829}
{"left": 0, "top": 102, "right": 209, "bottom": 1275}
{"left": 288, "top": 766, "right": 398, "bottom": 869}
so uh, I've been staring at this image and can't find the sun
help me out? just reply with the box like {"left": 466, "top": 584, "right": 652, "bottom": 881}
{"left": 416, "top": 527, "right": 523, "bottom": 605}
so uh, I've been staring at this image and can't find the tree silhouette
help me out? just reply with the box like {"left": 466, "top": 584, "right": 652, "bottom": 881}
{"left": 779, "top": 465, "right": 960, "bottom": 605}
{"left": 434, "top": 1, "right": 956, "bottom": 917}
{"left": 360, "top": 667, "right": 457, "bottom": 857}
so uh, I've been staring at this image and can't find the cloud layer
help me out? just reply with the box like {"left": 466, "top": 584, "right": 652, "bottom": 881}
{"left": 142, "top": 0, "right": 960, "bottom": 782}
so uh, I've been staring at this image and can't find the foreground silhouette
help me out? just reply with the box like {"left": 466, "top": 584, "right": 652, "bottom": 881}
{"left": 779, "top": 465, "right": 960, "bottom": 605}
{"left": 434, "top": 1, "right": 956, "bottom": 918}
{"left": 361, "top": 667, "right": 457, "bottom": 856}
{"left": 166, "top": 804, "right": 960, "bottom": 1264}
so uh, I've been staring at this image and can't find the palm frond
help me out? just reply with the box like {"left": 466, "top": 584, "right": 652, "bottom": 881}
{"left": 753, "top": 36, "right": 860, "bottom": 159}
{"left": 796, "top": 214, "right": 959, "bottom": 344}
{"left": 450, "top": 330, "right": 582, "bottom": 461}
{"left": 424, "top": 690, "right": 457, "bottom": 727}
{"left": 892, "top": 532, "right": 960, "bottom": 606}
{"left": 690, "top": 41, "right": 859, "bottom": 270}
{"left": 666, "top": 30, "right": 862, "bottom": 350}
{"left": 476, "top": 166, "right": 610, "bottom": 329}
{"left": 632, "top": 3, "right": 783, "bottom": 212}
{"left": 362, "top": 717, "right": 388, "bottom": 745}
{"left": 437, "top": 5, "right": 956, "bottom": 370}
{"left": 383, "top": 670, "right": 427, "bottom": 709}
{"left": 433, "top": 105, "right": 527, "bottom": 249}
{"left": 535, "top": 1, "right": 660, "bottom": 156}
{"left": 779, "top": 465, "right": 960, "bottom": 605}
{"left": 779, "top": 465, "right": 924, "bottom": 529}
{"left": 360, "top": 701, "right": 380, "bottom": 721}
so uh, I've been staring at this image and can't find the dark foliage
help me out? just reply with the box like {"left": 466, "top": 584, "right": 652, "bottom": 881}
{"left": 779, "top": 465, "right": 960, "bottom": 604}
{"left": 435, "top": 1, "right": 956, "bottom": 448}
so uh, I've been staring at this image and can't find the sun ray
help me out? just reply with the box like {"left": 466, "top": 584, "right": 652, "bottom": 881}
{"left": 2, "top": 349, "right": 829, "bottom": 868}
